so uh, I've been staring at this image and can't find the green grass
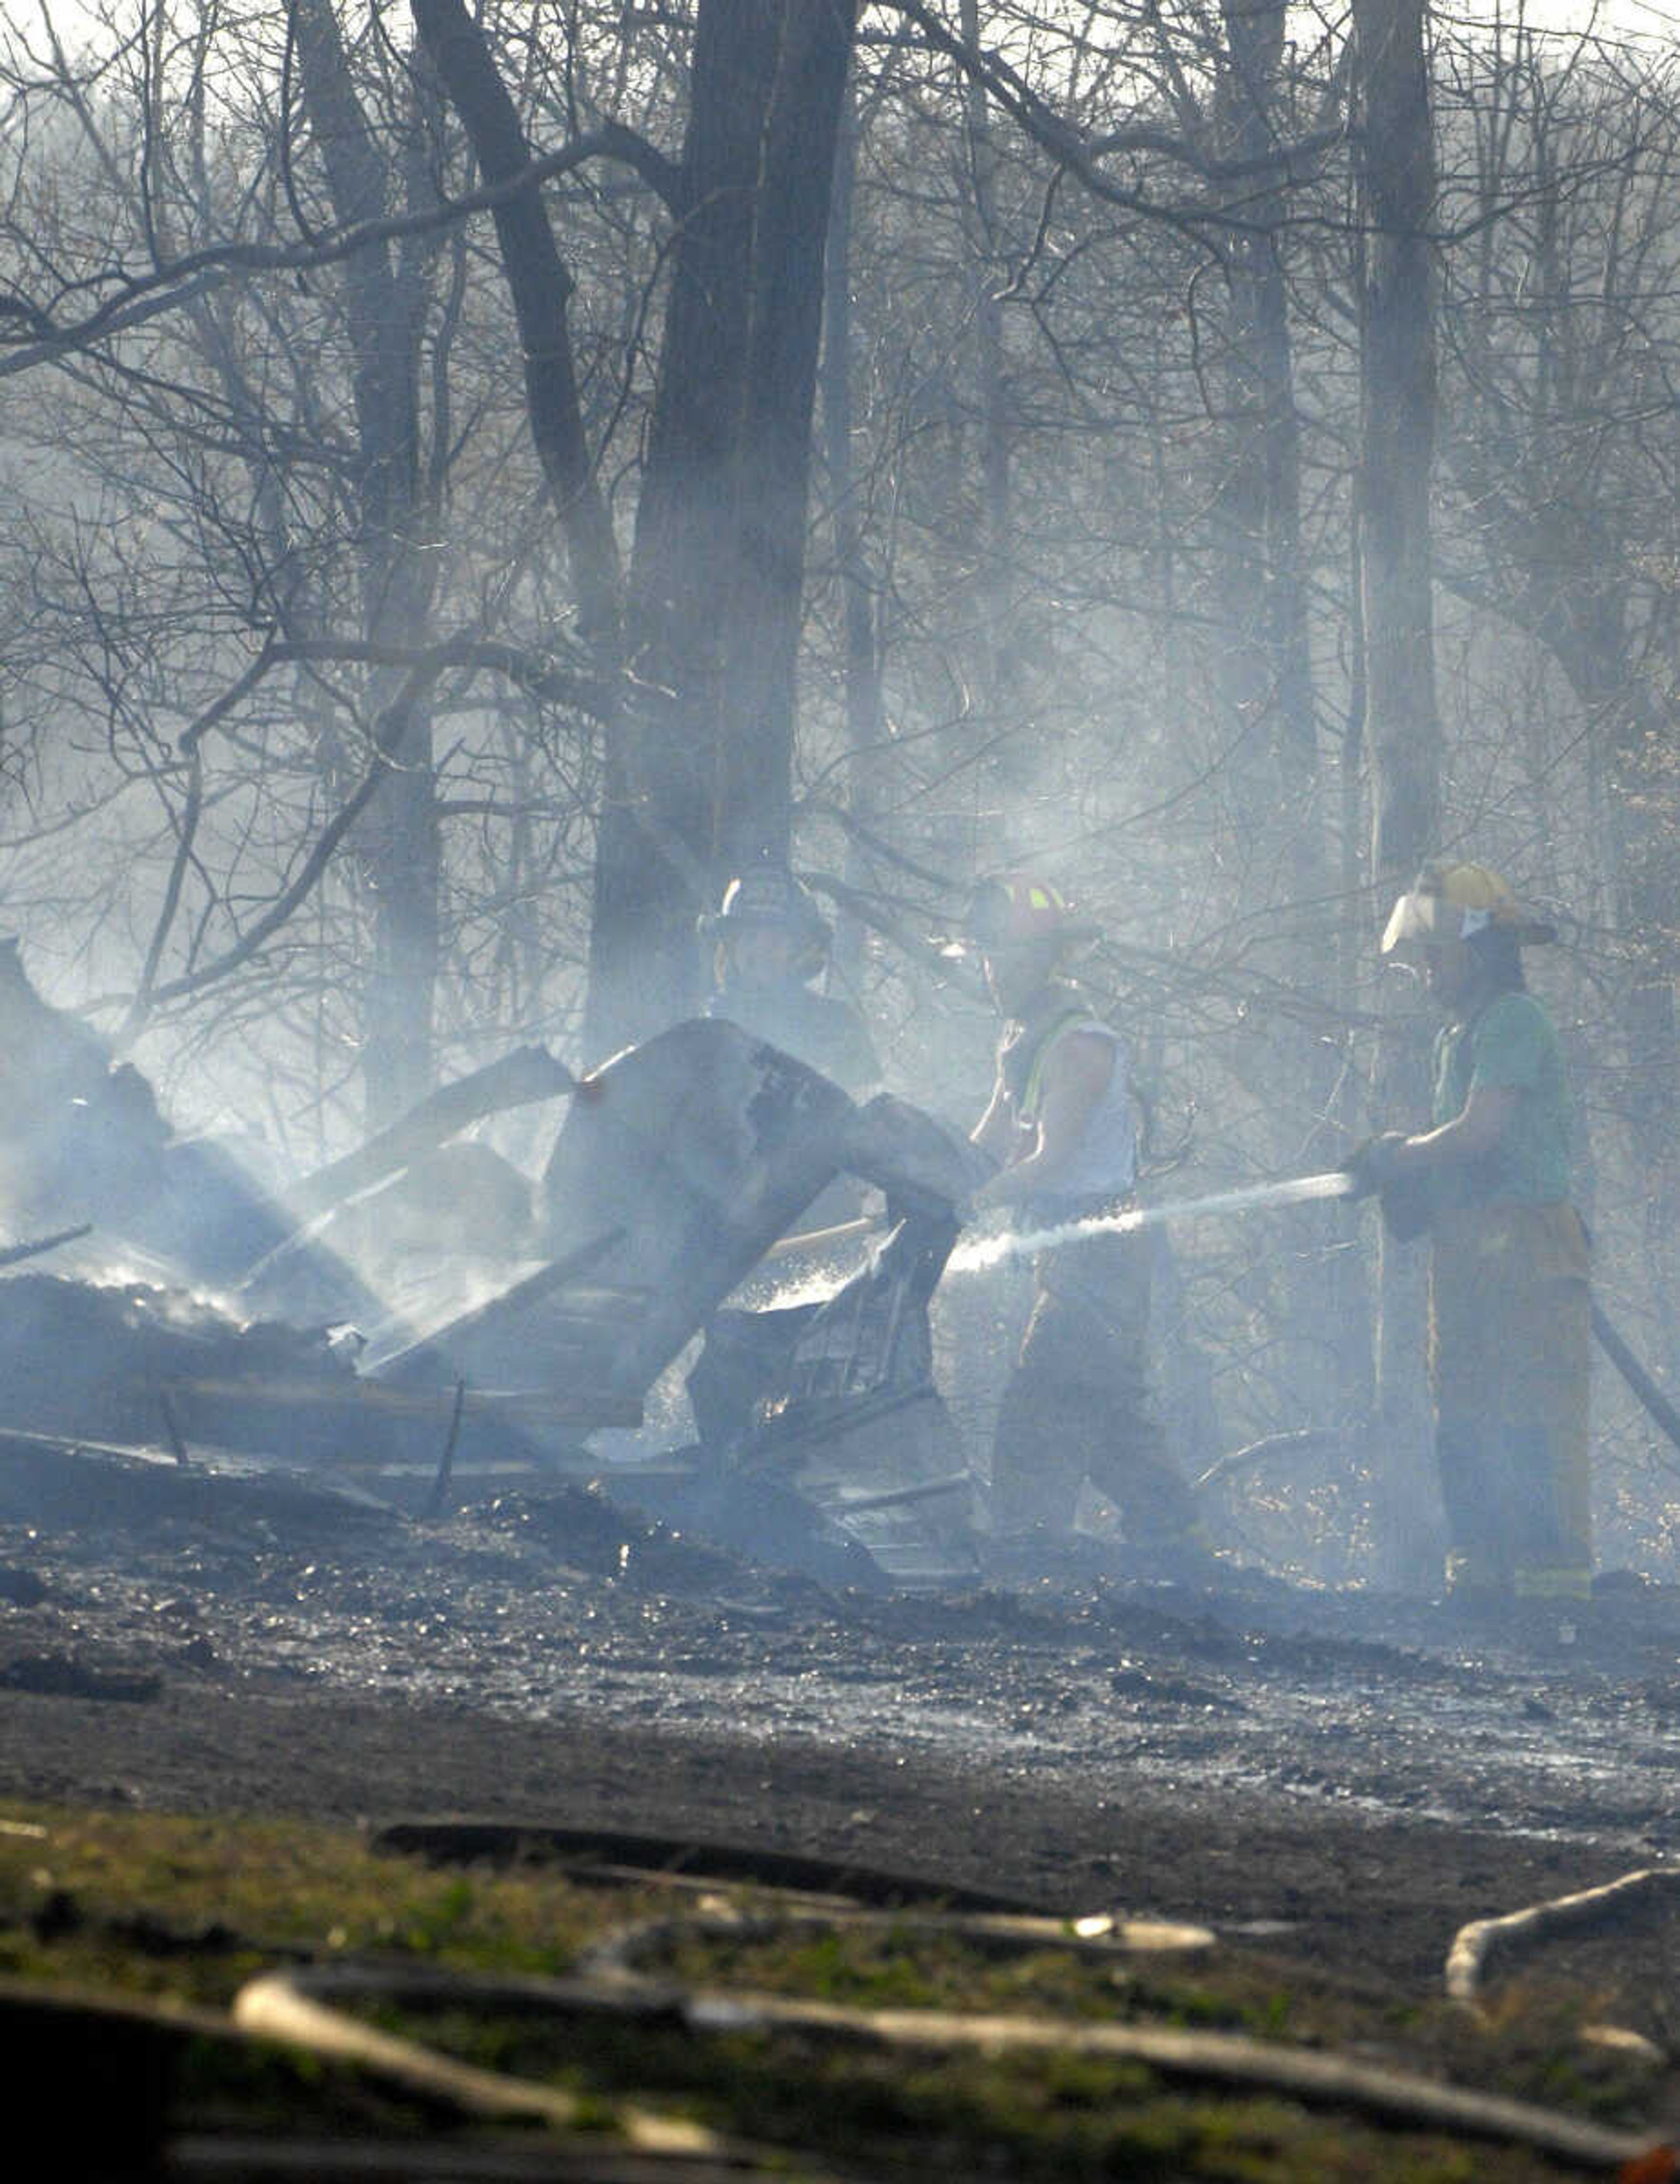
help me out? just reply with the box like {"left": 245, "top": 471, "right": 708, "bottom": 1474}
{"left": 0, "top": 1799, "right": 1665, "bottom": 2179}
{"left": 0, "top": 1803, "right": 603, "bottom": 2002}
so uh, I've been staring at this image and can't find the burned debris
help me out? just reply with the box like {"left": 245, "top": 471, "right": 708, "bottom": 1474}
{"left": 0, "top": 948, "right": 990, "bottom": 1584}
{"left": 681, "top": 1207, "right": 979, "bottom": 1586}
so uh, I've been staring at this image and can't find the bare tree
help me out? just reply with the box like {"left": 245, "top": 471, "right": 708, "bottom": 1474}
{"left": 1435, "top": 17, "right": 1680, "bottom": 1378}
{"left": 1352, "top": 0, "right": 1441, "bottom": 1583}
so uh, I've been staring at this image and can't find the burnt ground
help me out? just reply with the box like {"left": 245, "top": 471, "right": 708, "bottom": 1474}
{"left": 2, "top": 1443, "right": 1680, "bottom": 2020}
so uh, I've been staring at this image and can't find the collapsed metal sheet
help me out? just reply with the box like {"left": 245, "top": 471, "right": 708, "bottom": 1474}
{"left": 685, "top": 1211, "right": 981, "bottom": 1585}
{"left": 0, "top": 942, "right": 383, "bottom": 1323}
{"left": 532, "top": 1024, "right": 990, "bottom": 1409}
{"left": 836, "top": 1093, "right": 991, "bottom": 1218}
{"left": 534, "top": 1019, "right": 861, "bottom": 1396}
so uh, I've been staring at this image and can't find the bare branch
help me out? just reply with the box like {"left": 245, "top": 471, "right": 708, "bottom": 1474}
{"left": 0, "top": 127, "right": 674, "bottom": 378}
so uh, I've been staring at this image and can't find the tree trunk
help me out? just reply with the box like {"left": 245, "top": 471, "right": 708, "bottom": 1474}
{"left": 820, "top": 63, "right": 886, "bottom": 984}
{"left": 960, "top": 0, "right": 1015, "bottom": 743}
{"left": 1536, "top": 618, "right": 1680, "bottom": 1381}
{"left": 408, "top": 0, "right": 627, "bottom": 1080}
{"left": 292, "top": 0, "right": 441, "bottom": 1127}
{"left": 1353, "top": 0, "right": 1442, "bottom": 1589}
{"left": 1212, "top": 0, "right": 1356, "bottom": 1427}
{"left": 408, "top": 0, "right": 622, "bottom": 634}
{"left": 585, "top": 0, "right": 858, "bottom": 1058}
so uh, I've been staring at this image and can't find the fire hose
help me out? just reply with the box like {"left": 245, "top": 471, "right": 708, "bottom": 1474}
{"left": 771, "top": 1169, "right": 1680, "bottom": 1465}
{"left": 5, "top": 1826, "right": 1675, "bottom": 2175}
{"left": 220, "top": 1827, "right": 1673, "bottom": 2177}
{"left": 1448, "top": 1866, "right": 1680, "bottom": 2009}
{"left": 231, "top": 1946, "right": 1670, "bottom": 2175}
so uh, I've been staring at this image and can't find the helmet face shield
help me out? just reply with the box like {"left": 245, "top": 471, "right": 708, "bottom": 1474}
{"left": 1381, "top": 863, "right": 1557, "bottom": 957}
{"left": 1380, "top": 887, "right": 1457, "bottom": 956}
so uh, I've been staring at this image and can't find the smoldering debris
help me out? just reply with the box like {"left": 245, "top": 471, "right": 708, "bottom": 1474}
{"left": 0, "top": 1426, "right": 401, "bottom": 1536}
{"left": 682, "top": 1206, "right": 980, "bottom": 1587}
{"left": 0, "top": 1005, "right": 1002, "bottom": 1588}
{"left": 0, "top": 1654, "right": 161, "bottom": 1703}
{"left": 0, "top": 1274, "right": 359, "bottom": 1455}
{"left": 478, "top": 1484, "right": 754, "bottom": 1592}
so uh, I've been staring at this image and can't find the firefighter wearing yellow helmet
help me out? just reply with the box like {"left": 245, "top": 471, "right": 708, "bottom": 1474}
{"left": 965, "top": 876, "right": 1208, "bottom": 1575}
{"left": 1354, "top": 862, "right": 1590, "bottom": 1608}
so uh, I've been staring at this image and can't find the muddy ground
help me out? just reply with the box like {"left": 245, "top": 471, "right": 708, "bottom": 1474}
{"left": 2, "top": 1438, "right": 1679, "bottom": 2017}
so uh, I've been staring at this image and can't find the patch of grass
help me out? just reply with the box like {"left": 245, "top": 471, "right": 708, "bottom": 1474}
{"left": 171, "top": 2030, "right": 470, "bottom": 2140}
{"left": 0, "top": 1801, "right": 605, "bottom": 2004}
{"left": 0, "top": 1799, "right": 1663, "bottom": 2177}
{"left": 659, "top": 1922, "right": 1333, "bottom": 2045}
{"left": 436, "top": 2018, "right": 1592, "bottom": 2181}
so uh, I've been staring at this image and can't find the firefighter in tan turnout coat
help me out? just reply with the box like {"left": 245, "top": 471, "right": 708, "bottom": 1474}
{"left": 1354, "top": 864, "right": 1592, "bottom": 1606}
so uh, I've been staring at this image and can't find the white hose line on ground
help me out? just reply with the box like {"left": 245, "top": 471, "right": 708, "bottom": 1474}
{"left": 580, "top": 1907, "right": 1666, "bottom": 2172}
{"left": 700, "top": 1989, "right": 1662, "bottom": 2171}
{"left": 1446, "top": 1866, "right": 1680, "bottom": 2006}
{"left": 233, "top": 1968, "right": 724, "bottom": 2158}
{"left": 573, "top": 1905, "right": 1214, "bottom": 1975}
{"left": 229, "top": 1913, "right": 1673, "bottom": 2175}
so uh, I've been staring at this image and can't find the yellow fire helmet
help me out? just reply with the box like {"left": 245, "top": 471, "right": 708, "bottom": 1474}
{"left": 1380, "top": 862, "right": 1558, "bottom": 956}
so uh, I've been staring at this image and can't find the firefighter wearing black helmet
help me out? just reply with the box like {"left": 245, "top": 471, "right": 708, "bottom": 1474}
{"left": 964, "top": 876, "right": 1205, "bottom": 1572}
{"left": 1351, "top": 863, "right": 1591, "bottom": 1608}
{"left": 700, "top": 867, "right": 880, "bottom": 1099}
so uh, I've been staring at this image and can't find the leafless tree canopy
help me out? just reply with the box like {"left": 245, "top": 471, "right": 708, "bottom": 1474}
{"left": 1, "top": 0, "right": 1677, "bottom": 1572}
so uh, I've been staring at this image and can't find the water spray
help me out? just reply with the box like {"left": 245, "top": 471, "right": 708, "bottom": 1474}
{"left": 946, "top": 1169, "right": 1355, "bottom": 1275}
{"left": 759, "top": 1170, "right": 1356, "bottom": 1309}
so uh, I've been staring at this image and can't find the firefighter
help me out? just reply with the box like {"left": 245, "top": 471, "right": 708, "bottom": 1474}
{"left": 1354, "top": 862, "right": 1592, "bottom": 1607}
{"left": 964, "top": 875, "right": 1204, "bottom": 1569}
{"left": 700, "top": 866, "right": 881, "bottom": 1099}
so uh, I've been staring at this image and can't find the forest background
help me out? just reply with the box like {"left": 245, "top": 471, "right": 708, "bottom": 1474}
{"left": 0, "top": 0, "right": 1675, "bottom": 1585}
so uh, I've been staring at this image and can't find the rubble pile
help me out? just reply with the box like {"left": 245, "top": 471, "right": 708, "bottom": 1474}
{"left": 0, "top": 950, "right": 991, "bottom": 1584}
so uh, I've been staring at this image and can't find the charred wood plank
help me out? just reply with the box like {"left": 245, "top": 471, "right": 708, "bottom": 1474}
{"left": 0, "top": 1428, "right": 400, "bottom": 1530}
{"left": 0, "top": 1222, "right": 93, "bottom": 1270}
{"left": 287, "top": 1048, "right": 578, "bottom": 1220}
{"left": 368, "top": 1228, "right": 636, "bottom": 1389}
{"left": 156, "top": 1377, "right": 641, "bottom": 1432}
{"left": 814, "top": 1472, "right": 973, "bottom": 1516}
{"left": 421, "top": 1381, "right": 469, "bottom": 1520}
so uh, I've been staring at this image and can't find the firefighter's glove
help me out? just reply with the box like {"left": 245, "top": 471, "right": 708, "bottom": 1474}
{"left": 1342, "top": 1131, "right": 1412, "bottom": 1200}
